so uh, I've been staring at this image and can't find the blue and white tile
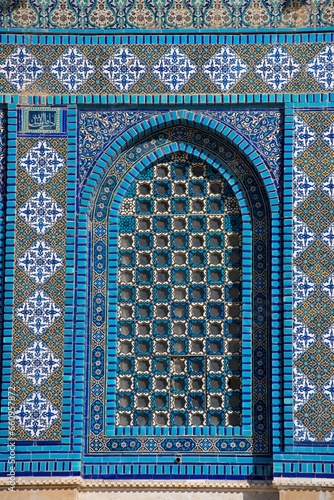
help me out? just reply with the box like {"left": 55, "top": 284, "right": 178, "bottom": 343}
{"left": 293, "top": 216, "right": 315, "bottom": 258}
{"left": 293, "top": 115, "right": 316, "bottom": 159}
{"left": 307, "top": 44, "right": 334, "bottom": 91}
{"left": 19, "top": 140, "right": 65, "bottom": 185}
{"left": 50, "top": 47, "right": 95, "bottom": 92}
{"left": 202, "top": 46, "right": 248, "bottom": 92}
{"left": 14, "top": 340, "right": 61, "bottom": 386}
{"left": 322, "top": 326, "right": 334, "bottom": 350}
{"left": 324, "top": 377, "right": 334, "bottom": 402}
{"left": 293, "top": 366, "right": 317, "bottom": 411}
{"left": 255, "top": 45, "right": 300, "bottom": 91}
{"left": 0, "top": 46, "right": 44, "bottom": 92}
{"left": 293, "top": 164, "right": 316, "bottom": 207}
{"left": 293, "top": 316, "right": 316, "bottom": 361}
{"left": 17, "top": 240, "right": 63, "bottom": 285}
{"left": 321, "top": 223, "right": 334, "bottom": 248}
{"left": 102, "top": 47, "right": 146, "bottom": 92}
{"left": 322, "top": 275, "right": 334, "bottom": 299}
{"left": 152, "top": 46, "right": 197, "bottom": 92}
{"left": 15, "top": 392, "right": 60, "bottom": 438}
{"left": 15, "top": 289, "right": 62, "bottom": 335}
{"left": 322, "top": 123, "right": 334, "bottom": 150}
{"left": 294, "top": 419, "right": 317, "bottom": 442}
{"left": 293, "top": 266, "right": 316, "bottom": 308}
{"left": 18, "top": 191, "right": 64, "bottom": 235}
{"left": 321, "top": 175, "right": 334, "bottom": 198}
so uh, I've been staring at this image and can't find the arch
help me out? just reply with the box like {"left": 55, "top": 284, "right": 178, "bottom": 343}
{"left": 86, "top": 124, "right": 279, "bottom": 454}
{"left": 79, "top": 110, "right": 280, "bottom": 218}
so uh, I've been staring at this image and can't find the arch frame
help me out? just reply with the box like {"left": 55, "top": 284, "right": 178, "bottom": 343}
{"left": 84, "top": 116, "right": 281, "bottom": 457}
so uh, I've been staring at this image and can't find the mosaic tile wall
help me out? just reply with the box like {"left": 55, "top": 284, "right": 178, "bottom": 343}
{"left": 0, "top": 111, "right": 6, "bottom": 346}
{"left": 1, "top": 0, "right": 334, "bottom": 30}
{"left": 12, "top": 133, "right": 67, "bottom": 440}
{"left": 0, "top": 39, "right": 334, "bottom": 97}
{"left": 293, "top": 109, "right": 334, "bottom": 443}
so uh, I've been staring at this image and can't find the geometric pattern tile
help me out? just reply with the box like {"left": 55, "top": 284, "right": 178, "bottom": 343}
{"left": 293, "top": 367, "right": 317, "bottom": 411}
{"left": 293, "top": 217, "right": 316, "bottom": 258}
{"left": 15, "top": 392, "right": 60, "bottom": 438}
{"left": 293, "top": 266, "right": 316, "bottom": 307}
{"left": 323, "top": 275, "right": 334, "bottom": 299}
{"left": 0, "top": 46, "right": 44, "bottom": 92}
{"left": 293, "top": 166, "right": 316, "bottom": 208}
{"left": 307, "top": 44, "right": 334, "bottom": 91}
{"left": 295, "top": 340, "right": 334, "bottom": 388}
{"left": 324, "top": 377, "right": 334, "bottom": 402}
{"left": 322, "top": 175, "right": 334, "bottom": 199}
{"left": 293, "top": 115, "right": 316, "bottom": 159}
{"left": 14, "top": 340, "right": 61, "bottom": 386}
{"left": 293, "top": 317, "right": 316, "bottom": 361}
{"left": 18, "top": 191, "right": 64, "bottom": 235}
{"left": 323, "top": 327, "right": 334, "bottom": 351}
{"left": 50, "top": 47, "right": 95, "bottom": 92}
{"left": 19, "top": 140, "right": 65, "bottom": 185}
{"left": 295, "top": 139, "right": 334, "bottom": 185}
{"left": 17, "top": 240, "right": 63, "bottom": 285}
{"left": 294, "top": 238, "right": 334, "bottom": 284}
{"left": 295, "top": 392, "right": 334, "bottom": 440}
{"left": 101, "top": 47, "right": 146, "bottom": 92}
{"left": 295, "top": 188, "right": 334, "bottom": 235}
{"left": 15, "top": 289, "right": 62, "bottom": 335}
{"left": 152, "top": 46, "right": 197, "bottom": 92}
{"left": 255, "top": 45, "right": 300, "bottom": 91}
{"left": 202, "top": 46, "right": 248, "bottom": 92}
{"left": 322, "top": 124, "right": 334, "bottom": 150}
{"left": 295, "top": 289, "right": 334, "bottom": 335}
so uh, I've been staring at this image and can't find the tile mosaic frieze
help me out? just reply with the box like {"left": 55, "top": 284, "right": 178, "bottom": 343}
{"left": 1, "top": 0, "right": 334, "bottom": 30}
{"left": 0, "top": 41, "right": 332, "bottom": 96}
{"left": 87, "top": 121, "right": 272, "bottom": 454}
{"left": 12, "top": 135, "right": 67, "bottom": 440}
{"left": 293, "top": 109, "right": 334, "bottom": 442}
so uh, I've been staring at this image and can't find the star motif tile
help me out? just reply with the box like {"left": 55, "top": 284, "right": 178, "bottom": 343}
{"left": 307, "top": 44, "right": 334, "bottom": 91}
{"left": 293, "top": 316, "right": 316, "bottom": 361}
{"left": 294, "top": 188, "right": 334, "bottom": 235}
{"left": 293, "top": 165, "right": 316, "bottom": 208}
{"left": 255, "top": 45, "right": 300, "bottom": 91}
{"left": 293, "top": 217, "right": 315, "bottom": 258}
{"left": 14, "top": 340, "right": 61, "bottom": 386}
{"left": 202, "top": 46, "right": 248, "bottom": 92}
{"left": 323, "top": 378, "right": 334, "bottom": 402}
{"left": 18, "top": 191, "right": 64, "bottom": 235}
{"left": 295, "top": 289, "right": 334, "bottom": 335}
{"left": 152, "top": 46, "right": 197, "bottom": 92}
{"left": 322, "top": 275, "right": 334, "bottom": 299}
{"left": 293, "top": 367, "right": 317, "bottom": 411}
{"left": 323, "top": 124, "right": 334, "bottom": 150}
{"left": 50, "top": 47, "right": 95, "bottom": 92}
{"left": 15, "top": 392, "right": 59, "bottom": 438}
{"left": 295, "top": 340, "right": 334, "bottom": 387}
{"left": 19, "top": 140, "right": 65, "bottom": 185}
{"left": 15, "top": 289, "right": 62, "bottom": 335}
{"left": 101, "top": 47, "right": 146, "bottom": 92}
{"left": 294, "top": 239, "right": 334, "bottom": 285}
{"left": 293, "top": 115, "right": 316, "bottom": 159}
{"left": 293, "top": 266, "right": 316, "bottom": 307}
{"left": 295, "top": 392, "right": 334, "bottom": 440}
{"left": 17, "top": 240, "right": 63, "bottom": 285}
{"left": 0, "top": 46, "right": 44, "bottom": 92}
{"left": 323, "top": 327, "right": 334, "bottom": 351}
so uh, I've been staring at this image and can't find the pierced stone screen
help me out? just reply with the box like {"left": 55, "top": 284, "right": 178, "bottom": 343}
{"left": 116, "top": 155, "right": 242, "bottom": 427}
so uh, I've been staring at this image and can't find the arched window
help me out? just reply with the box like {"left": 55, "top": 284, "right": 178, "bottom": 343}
{"left": 116, "top": 153, "right": 242, "bottom": 427}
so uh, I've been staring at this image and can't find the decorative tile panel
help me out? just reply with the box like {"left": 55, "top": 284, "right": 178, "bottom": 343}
{"left": 87, "top": 120, "right": 273, "bottom": 454}
{"left": 12, "top": 134, "right": 67, "bottom": 441}
{"left": 293, "top": 109, "right": 334, "bottom": 442}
